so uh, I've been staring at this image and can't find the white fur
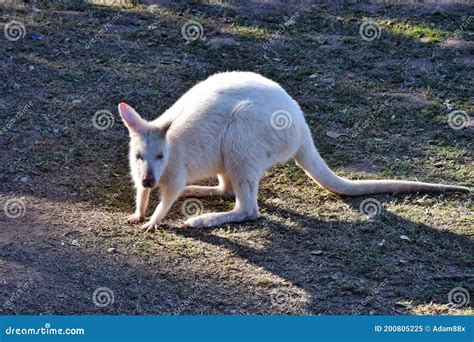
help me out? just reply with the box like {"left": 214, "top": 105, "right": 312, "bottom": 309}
{"left": 118, "top": 72, "right": 470, "bottom": 230}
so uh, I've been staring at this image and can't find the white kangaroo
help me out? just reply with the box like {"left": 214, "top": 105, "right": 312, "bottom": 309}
{"left": 118, "top": 71, "right": 470, "bottom": 231}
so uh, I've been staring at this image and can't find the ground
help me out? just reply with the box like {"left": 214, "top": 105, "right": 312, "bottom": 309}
{"left": 0, "top": 0, "right": 472, "bottom": 315}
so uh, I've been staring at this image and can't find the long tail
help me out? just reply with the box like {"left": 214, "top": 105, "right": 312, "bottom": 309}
{"left": 294, "top": 130, "right": 471, "bottom": 196}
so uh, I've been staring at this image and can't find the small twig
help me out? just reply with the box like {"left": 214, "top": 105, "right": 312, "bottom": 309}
{"left": 432, "top": 274, "right": 474, "bottom": 280}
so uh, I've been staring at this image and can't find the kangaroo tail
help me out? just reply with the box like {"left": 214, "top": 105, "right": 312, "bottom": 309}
{"left": 294, "top": 129, "right": 471, "bottom": 196}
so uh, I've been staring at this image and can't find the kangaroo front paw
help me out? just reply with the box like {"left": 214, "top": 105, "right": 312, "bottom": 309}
{"left": 125, "top": 213, "right": 145, "bottom": 224}
{"left": 140, "top": 221, "right": 160, "bottom": 232}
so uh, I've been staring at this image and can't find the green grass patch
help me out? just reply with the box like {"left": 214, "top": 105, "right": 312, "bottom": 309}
{"left": 227, "top": 25, "right": 270, "bottom": 38}
{"left": 384, "top": 21, "right": 451, "bottom": 42}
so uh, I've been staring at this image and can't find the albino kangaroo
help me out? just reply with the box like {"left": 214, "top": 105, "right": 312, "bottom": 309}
{"left": 118, "top": 71, "right": 470, "bottom": 231}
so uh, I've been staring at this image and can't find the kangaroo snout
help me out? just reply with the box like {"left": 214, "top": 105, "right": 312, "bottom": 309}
{"left": 142, "top": 172, "right": 155, "bottom": 188}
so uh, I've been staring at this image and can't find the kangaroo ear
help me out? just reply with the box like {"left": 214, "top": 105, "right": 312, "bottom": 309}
{"left": 158, "top": 120, "right": 172, "bottom": 138}
{"left": 118, "top": 102, "right": 144, "bottom": 134}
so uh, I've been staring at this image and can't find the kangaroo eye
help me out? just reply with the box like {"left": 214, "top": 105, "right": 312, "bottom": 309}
{"left": 135, "top": 153, "right": 143, "bottom": 160}
{"left": 155, "top": 153, "right": 164, "bottom": 160}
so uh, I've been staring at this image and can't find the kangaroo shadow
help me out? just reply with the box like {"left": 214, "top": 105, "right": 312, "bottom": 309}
{"left": 172, "top": 194, "right": 473, "bottom": 314}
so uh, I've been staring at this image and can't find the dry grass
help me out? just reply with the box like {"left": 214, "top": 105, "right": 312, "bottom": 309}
{"left": 0, "top": 0, "right": 472, "bottom": 315}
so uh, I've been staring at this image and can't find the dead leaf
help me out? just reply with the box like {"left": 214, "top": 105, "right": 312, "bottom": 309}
{"left": 326, "top": 131, "right": 346, "bottom": 139}
{"left": 400, "top": 235, "right": 411, "bottom": 242}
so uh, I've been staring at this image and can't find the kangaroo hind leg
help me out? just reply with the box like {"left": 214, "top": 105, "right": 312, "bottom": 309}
{"left": 183, "top": 170, "right": 259, "bottom": 228}
{"left": 181, "top": 174, "right": 234, "bottom": 198}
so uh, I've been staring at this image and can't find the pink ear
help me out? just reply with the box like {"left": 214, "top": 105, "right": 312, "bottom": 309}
{"left": 118, "top": 102, "right": 144, "bottom": 133}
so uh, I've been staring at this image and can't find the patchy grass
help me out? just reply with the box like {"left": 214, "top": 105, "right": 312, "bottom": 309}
{"left": 385, "top": 21, "right": 452, "bottom": 42}
{"left": 227, "top": 25, "right": 269, "bottom": 38}
{"left": 0, "top": 0, "right": 472, "bottom": 316}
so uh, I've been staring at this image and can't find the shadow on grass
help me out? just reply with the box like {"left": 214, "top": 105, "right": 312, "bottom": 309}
{"left": 172, "top": 198, "right": 473, "bottom": 314}
{"left": 1, "top": 191, "right": 471, "bottom": 315}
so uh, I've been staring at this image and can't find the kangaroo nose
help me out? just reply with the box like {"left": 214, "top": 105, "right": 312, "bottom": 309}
{"left": 142, "top": 173, "right": 155, "bottom": 188}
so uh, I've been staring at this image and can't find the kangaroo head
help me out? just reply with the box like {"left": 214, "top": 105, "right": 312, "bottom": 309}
{"left": 118, "top": 103, "right": 171, "bottom": 189}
